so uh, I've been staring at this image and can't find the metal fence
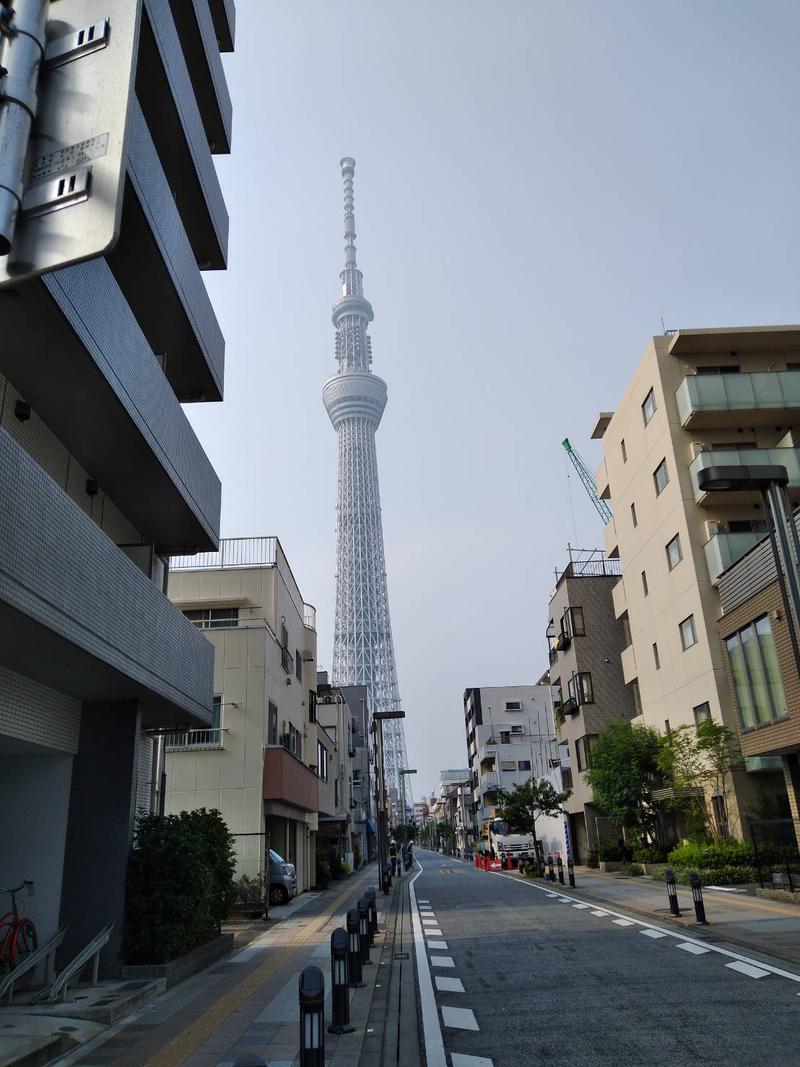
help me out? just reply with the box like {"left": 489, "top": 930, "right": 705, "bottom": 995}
{"left": 230, "top": 832, "right": 271, "bottom": 915}
{"left": 750, "top": 818, "right": 800, "bottom": 890}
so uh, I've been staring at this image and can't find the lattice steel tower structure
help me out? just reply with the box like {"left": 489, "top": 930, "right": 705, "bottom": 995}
{"left": 323, "top": 157, "right": 409, "bottom": 807}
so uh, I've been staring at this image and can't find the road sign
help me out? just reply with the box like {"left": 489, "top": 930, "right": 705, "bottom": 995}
{"left": 0, "top": 0, "right": 141, "bottom": 288}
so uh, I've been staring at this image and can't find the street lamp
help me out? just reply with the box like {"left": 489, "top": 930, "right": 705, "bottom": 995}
{"left": 697, "top": 464, "right": 800, "bottom": 663}
{"left": 372, "top": 709, "right": 405, "bottom": 894}
{"left": 399, "top": 768, "right": 417, "bottom": 846}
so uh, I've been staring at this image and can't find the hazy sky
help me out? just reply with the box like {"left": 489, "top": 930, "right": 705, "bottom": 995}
{"left": 193, "top": 1, "right": 800, "bottom": 799}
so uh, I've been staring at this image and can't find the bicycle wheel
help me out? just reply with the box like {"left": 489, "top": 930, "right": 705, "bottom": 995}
{"left": 11, "top": 920, "right": 37, "bottom": 968}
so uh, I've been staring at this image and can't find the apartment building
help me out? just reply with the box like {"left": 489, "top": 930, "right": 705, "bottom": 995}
{"left": 593, "top": 326, "right": 797, "bottom": 837}
{"left": 463, "top": 686, "right": 565, "bottom": 848}
{"left": 166, "top": 537, "right": 321, "bottom": 894}
{"left": 716, "top": 524, "right": 800, "bottom": 836}
{"left": 546, "top": 549, "right": 635, "bottom": 861}
{"left": 0, "top": 1, "right": 234, "bottom": 971}
{"left": 341, "top": 684, "right": 376, "bottom": 866}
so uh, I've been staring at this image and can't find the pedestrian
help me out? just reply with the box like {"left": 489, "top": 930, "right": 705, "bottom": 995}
{"left": 401, "top": 840, "right": 408, "bottom": 873}
{"left": 406, "top": 841, "right": 414, "bottom": 870}
{"left": 389, "top": 838, "right": 398, "bottom": 876}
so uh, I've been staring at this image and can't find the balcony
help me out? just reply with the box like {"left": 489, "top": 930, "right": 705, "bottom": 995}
{"left": 263, "top": 746, "right": 319, "bottom": 813}
{"left": 621, "top": 644, "right": 638, "bottom": 685}
{"left": 690, "top": 448, "right": 800, "bottom": 505}
{"left": 481, "top": 773, "right": 500, "bottom": 795}
{"left": 705, "top": 530, "right": 768, "bottom": 583}
{"left": 168, "top": 0, "right": 233, "bottom": 155}
{"left": 165, "top": 727, "right": 225, "bottom": 751}
{"left": 676, "top": 371, "right": 800, "bottom": 429}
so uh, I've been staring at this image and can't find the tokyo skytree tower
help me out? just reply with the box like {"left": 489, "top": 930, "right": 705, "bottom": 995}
{"left": 323, "top": 158, "right": 409, "bottom": 807}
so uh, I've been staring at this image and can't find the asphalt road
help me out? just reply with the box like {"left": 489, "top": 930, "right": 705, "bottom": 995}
{"left": 409, "top": 849, "right": 800, "bottom": 1067}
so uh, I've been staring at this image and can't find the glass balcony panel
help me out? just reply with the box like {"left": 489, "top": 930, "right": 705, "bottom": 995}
{"left": 677, "top": 370, "right": 800, "bottom": 425}
{"left": 704, "top": 531, "right": 767, "bottom": 583}
{"left": 690, "top": 447, "right": 800, "bottom": 503}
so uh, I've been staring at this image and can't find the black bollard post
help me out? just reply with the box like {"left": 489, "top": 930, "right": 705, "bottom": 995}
{"left": 346, "top": 908, "right": 364, "bottom": 988}
{"left": 547, "top": 855, "right": 555, "bottom": 882}
{"left": 299, "top": 965, "right": 325, "bottom": 1067}
{"left": 557, "top": 857, "right": 565, "bottom": 884}
{"left": 689, "top": 872, "right": 709, "bottom": 925}
{"left": 328, "top": 928, "right": 355, "bottom": 1034}
{"left": 665, "top": 868, "right": 681, "bottom": 917}
{"left": 365, "top": 888, "right": 377, "bottom": 943}
{"left": 358, "top": 898, "right": 372, "bottom": 965}
{"left": 567, "top": 859, "right": 576, "bottom": 888}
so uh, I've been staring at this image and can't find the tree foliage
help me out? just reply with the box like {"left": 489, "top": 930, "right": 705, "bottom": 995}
{"left": 496, "top": 776, "right": 572, "bottom": 848}
{"left": 586, "top": 719, "right": 664, "bottom": 840}
{"left": 658, "top": 719, "right": 744, "bottom": 841}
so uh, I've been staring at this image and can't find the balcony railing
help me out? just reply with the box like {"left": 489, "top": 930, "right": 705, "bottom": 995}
{"left": 165, "top": 727, "right": 226, "bottom": 750}
{"left": 171, "top": 536, "right": 277, "bottom": 570}
{"left": 303, "top": 603, "right": 317, "bottom": 630}
{"left": 690, "top": 447, "right": 800, "bottom": 504}
{"left": 704, "top": 530, "right": 768, "bottom": 583}
{"left": 676, "top": 371, "right": 800, "bottom": 428}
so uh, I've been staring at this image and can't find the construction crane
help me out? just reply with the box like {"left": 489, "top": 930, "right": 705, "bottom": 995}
{"left": 562, "top": 438, "right": 612, "bottom": 525}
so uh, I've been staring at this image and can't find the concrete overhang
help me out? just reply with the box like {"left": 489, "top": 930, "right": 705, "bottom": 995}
{"left": 208, "top": 0, "right": 235, "bottom": 52}
{"left": 170, "top": 597, "right": 252, "bottom": 610}
{"left": 591, "top": 412, "right": 614, "bottom": 439}
{"left": 668, "top": 325, "right": 800, "bottom": 356}
{"left": 168, "top": 0, "right": 233, "bottom": 154}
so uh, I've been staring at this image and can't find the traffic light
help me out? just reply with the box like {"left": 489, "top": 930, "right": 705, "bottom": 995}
{"left": 0, "top": 0, "right": 141, "bottom": 287}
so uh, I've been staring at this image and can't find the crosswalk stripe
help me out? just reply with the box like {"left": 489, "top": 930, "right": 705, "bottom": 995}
{"left": 442, "top": 1006, "right": 479, "bottom": 1031}
{"left": 640, "top": 929, "right": 667, "bottom": 939}
{"left": 676, "top": 942, "right": 709, "bottom": 955}
{"left": 725, "top": 960, "right": 769, "bottom": 979}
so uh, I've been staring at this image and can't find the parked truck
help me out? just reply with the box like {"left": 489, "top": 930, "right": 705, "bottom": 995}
{"left": 480, "top": 818, "right": 536, "bottom": 864}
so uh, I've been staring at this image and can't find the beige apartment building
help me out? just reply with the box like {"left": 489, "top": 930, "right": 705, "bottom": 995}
{"left": 164, "top": 537, "right": 323, "bottom": 894}
{"left": 593, "top": 326, "right": 798, "bottom": 838}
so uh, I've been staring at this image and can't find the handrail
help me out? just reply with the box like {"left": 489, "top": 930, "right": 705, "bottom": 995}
{"left": 0, "top": 925, "right": 68, "bottom": 1005}
{"left": 35, "top": 922, "right": 114, "bottom": 1002}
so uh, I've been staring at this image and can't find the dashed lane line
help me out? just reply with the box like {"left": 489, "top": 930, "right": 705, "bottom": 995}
{"left": 612, "top": 918, "right": 635, "bottom": 927}
{"left": 441, "top": 1006, "right": 479, "bottom": 1031}
{"left": 677, "top": 942, "right": 709, "bottom": 955}
{"left": 430, "top": 955, "right": 455, "bottom": 968}
{"left": 486, "top": 868, "right": 800, "bottom": 988}
{"left": 427, "top": 940, "right": 448, "bottom": 950}
{"left": 435, "top": 976, "right": 465, "bottom": 993}
{"left": 726, "top": 960, "right": 770, "bottom": 979}
{"left": 640, "top": 929, "right": 667, "bottom": 940}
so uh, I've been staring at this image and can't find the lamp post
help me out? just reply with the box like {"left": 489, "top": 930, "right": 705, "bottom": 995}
{"left": 373, "top": 710, "right": 406, "bottom": 893}
{"left": 399, "top": 769, "right": 417, "bottom": 846}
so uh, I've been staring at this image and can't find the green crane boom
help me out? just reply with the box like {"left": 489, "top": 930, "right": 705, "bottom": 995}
{"left": 562, "top": 437, "right": 612, "bottom": 525}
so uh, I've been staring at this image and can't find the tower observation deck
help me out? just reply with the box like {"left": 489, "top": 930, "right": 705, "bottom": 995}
{"left": 323, "top": 158, "right": 409, "bottom": 812}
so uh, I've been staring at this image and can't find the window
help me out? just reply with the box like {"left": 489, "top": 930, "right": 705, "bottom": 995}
{"left": 629, "top": 678, "right": 643, "bottom": 716}
{"left": 183, "top": 607, "right": 239, "bottom": 629}
{"left": 724, "top": 615, "right": 788, "bottom": 728}
{"left": 562, "top": 606, "right": 585, "bottom": 637}
{"left": 501, "top": 760, "right": 517, "bottom": 771}
{"left": 728, "top": 519, "right": 768, "bottom": 534}
{"left": 621, "top": 438, "right": 627, "bottom": 463}
{"left": 280, "top": 621, "right": 288, "bottom": 649}
{"left": 575, "top": 736, "right": 597, "bottom": 772}
{"left": 308, "top": 690, "right": 317, "bottom": 723}
{"left": 510, "top": 724, "right": 524, "bottom": 734}
{"left": 500, "top": 731, "right": 511, "bottom": 744}
{"left": 642, "top": 387, "right": 656, "bottom": 425}
{"left": 295, "top": 650, "right": 302, "bottom": 681}
{"left": 518, "top": 760, "right": 531, "bottom": 771}
{"left": 317, "top": 740, "right": 329, "bottom": 781}
{"left": 334, "top": 778, "right": 339, "bottom": 808}
{"left": 666, "top": 533, "right": 683, "bottom": 570}
{"left": 352, "top": 768, "right": 362, "bottom": 786}
{"left": 695, "top": 365, "right": 740, "bottom": 375}
{"left": 652, "top": 642, "right": 660, "bottom": 669}
{"left": 631, "top": 502, "right": 638, "bottom": 528}
{"left": 641, "top": 570, "right": 649, "bottom": 596}
{"left": 620, "top": 612, "right": 632, "bottom": 648}
{"left": 504, "top": 700, "right": 523, "bottom": 712}
{"left": 286, "top": 723, "right": 302, "bottom": 758}
{"left": 693, "top": 702, "right": 711, "bottom": 726}
{"left": 679, "top": 615, "right": 698, "bottom": 650}
{"left": 573, "top": 671, "right": 594, "bottom": 704}
{"left": 268, "top": 701, "right": 278, "bottom": 746}
{"left": 211, "top": 695, "right": 222, "bottom": 731}
{"left": 653, "top": 458, "right": 669, "bottom": 496}
{"left": 664, "top": 719, "right": 671, "bottom": 735}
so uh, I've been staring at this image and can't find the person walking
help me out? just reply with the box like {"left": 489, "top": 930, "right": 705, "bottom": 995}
{"left": 389, "top": 838, "right": 398, "bottom": 876}
{"left": 405, "top": 840, "right": 414, "bottom": 871}
{"left": 400, "top": 840, "right": 409, "bottom": 873}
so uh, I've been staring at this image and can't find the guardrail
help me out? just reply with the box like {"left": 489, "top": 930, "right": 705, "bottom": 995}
{"left": 165, "top": 727, "right": 226, "bottom": 750}
{"left": 0, "top": 926, "right": 68, "bottom": 1005}
{"left": 35, "top": 923, "right": 114, "bottom": 1003}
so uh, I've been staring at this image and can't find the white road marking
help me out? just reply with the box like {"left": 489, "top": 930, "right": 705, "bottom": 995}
{"left": 572, "top": 903, "right": 590, "bottom": 910}
{"left": 676, "top": 942, "right": 709, "bottom": 955}
{"left": 640, "top": 929, "right": 667, "bottom": 939}
{"left": 424, "top": 929, "right": 444, "bottom": 937}
{"left": 558, "top": 898, "right": 573, "bottom": 903}
{"left": 422, "top": 918, "right": 439, "bottom": 925}
{"left": 418, "top": 899, "right": 430, "bottom": 903}
{"left": 726, "top": 960, "right": 770, "bottom": 979}
{"left": 451, "top": 1056, "right": 494, "bottom": 1067}
{"left": 545, "top": 892, "right": 559, "bottom": 897}
{"left": 409, "top": 863, "right": 447, "bottom": 1067}
{"left": 591, "top": 910, "right": 609, "bottom": 917}
{"left": 442, "top": 1006, "right": 479, "bottom": 1031}
{"left": 612, "top": 919, "right": 635, "bottom": 927}
{"left": 431, "top": 955, "right": 455, "bottom": 968}
{"left": 427, "top": 940, "right": 448, "bottom": 950}
{"left": 486, "top": 868, "right": 800, "bottom": 988}
{"left": 435, "top": 976, "right": 465, "bottom": 993}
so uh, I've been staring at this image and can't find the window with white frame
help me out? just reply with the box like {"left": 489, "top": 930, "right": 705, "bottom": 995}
{"left": 653, "top": 458, "right": 669, "bottom": 496}
{"left": 183, "top": 608, "right": 239, "bottom": 629}
{"left": 642, "top": 387, "right": 657, "bottom": 425}
{"left": 666, "top": 533, "right": 683, "bottom": 570}
{"left": 679, "top": 615, "right": 698, "bottom": 651}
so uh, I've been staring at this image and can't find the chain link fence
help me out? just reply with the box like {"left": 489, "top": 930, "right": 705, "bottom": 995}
{"left": 230, "top": 832, "right": 271, "bottom": 915}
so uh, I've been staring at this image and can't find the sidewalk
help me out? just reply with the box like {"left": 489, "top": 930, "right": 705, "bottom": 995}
{"left": 3, "top": 864, "right": 403, "bottom": 1067}
{"left": 514, "top": 865, "right": 800, "bottom": 967}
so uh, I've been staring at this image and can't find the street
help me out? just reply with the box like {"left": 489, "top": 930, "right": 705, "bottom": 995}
{"left": 409, "top": 850, "right": 800, "bottom": 1067}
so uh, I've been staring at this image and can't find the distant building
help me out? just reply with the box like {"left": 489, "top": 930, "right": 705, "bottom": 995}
{"left": 546, "top": 548, "right": 635, "bottom": 861}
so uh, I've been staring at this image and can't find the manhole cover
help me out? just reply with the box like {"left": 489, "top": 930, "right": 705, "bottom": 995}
{"left": 393, "top": 952, "right": 410, "bottom": 960}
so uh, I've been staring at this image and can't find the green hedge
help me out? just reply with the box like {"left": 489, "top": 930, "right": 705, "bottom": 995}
{"left": 598, "top": 842, "right": 623, "bottom": 861}
{"left": 650, "top": 865, "right": 757, "bottom": 886}
{"left": 631, "top": 846, "right": 668, "bottom": 864}
{"left": 123, "top": 809, "right": 235, "bottom": 964}
{"left": 667, "top": 842, "right": 755, "bottom": 868}
{"left": 621, "top": 863, "right": 644, "bottom": 877}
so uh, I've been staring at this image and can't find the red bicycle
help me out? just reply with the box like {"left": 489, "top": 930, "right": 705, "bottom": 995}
{"left": 0, "top": 881, "right": 37, "bottom": 971}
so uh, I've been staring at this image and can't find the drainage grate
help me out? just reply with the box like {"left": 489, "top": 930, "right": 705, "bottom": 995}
{"left": 393, "top": 952, "right": 410, "bottom": 960}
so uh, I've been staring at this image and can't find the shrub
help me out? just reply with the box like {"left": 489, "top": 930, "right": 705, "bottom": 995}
{"left": 124, "top": 809, "right": 235, "bottom": 964}
{"left": 631, "top": 845, "right": 668, "bottom": 864}
{"left": 315, "top": 857, "right": 331, "bottom": 888}
{"left": 668, "top": 842, "right": 754, "bottom": 869}
{"left": 621, "top": 863, "right": 644, "bottom": 877}
{"left": 651, "top": 865, "right": 757, "bottom": 886}
{"left": 332, "top": 856, "right": 350, "bottom": 879}
{"left": 598, "top": 842, "right": 623, "bottom": 861}
{"left": 587, "top": 848, "right": 600, "bottom": 869}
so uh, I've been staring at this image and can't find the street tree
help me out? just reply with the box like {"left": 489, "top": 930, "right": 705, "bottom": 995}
{"left": 496, "top": 777, "right": 572, "bottom": 868}
{"left": 658, "top": 719, "right": 744, "bottom": 841}
{"left": 586, "top": 719, "right": 664, "bottom": 843}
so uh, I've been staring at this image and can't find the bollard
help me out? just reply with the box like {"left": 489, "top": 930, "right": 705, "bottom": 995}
{"left": 299, "top": 965, "right": 325, "bottom": 1067}
{"left": 328, "top": 928, "right": 355, "bottom": 1034}
{"left": 547, "top": 855, "right": 555, "bottom": 882}
{"left": 346, "top": 908, "right": 364, "bottom": 987}
{"left": 664, "top": 868, "right": 682, "bottom": 917}
{"left": 567, "top": 859, "right": 576, "bottom": 888}
{"left": 365, "top": 887, "right": 378, "bottom": 939}
{"left": 689, "top": 872, "right": 709, "bottom": 925}
{"left": 557, "top": 857, "right": 565, "bottom": 885}
{"left": 358, "top": 898, "right": 372, "bottom": 965}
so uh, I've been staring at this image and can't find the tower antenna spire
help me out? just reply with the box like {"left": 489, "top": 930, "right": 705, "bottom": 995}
{"left": 340, "top": 156, "right": 357, "bottom": 269}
